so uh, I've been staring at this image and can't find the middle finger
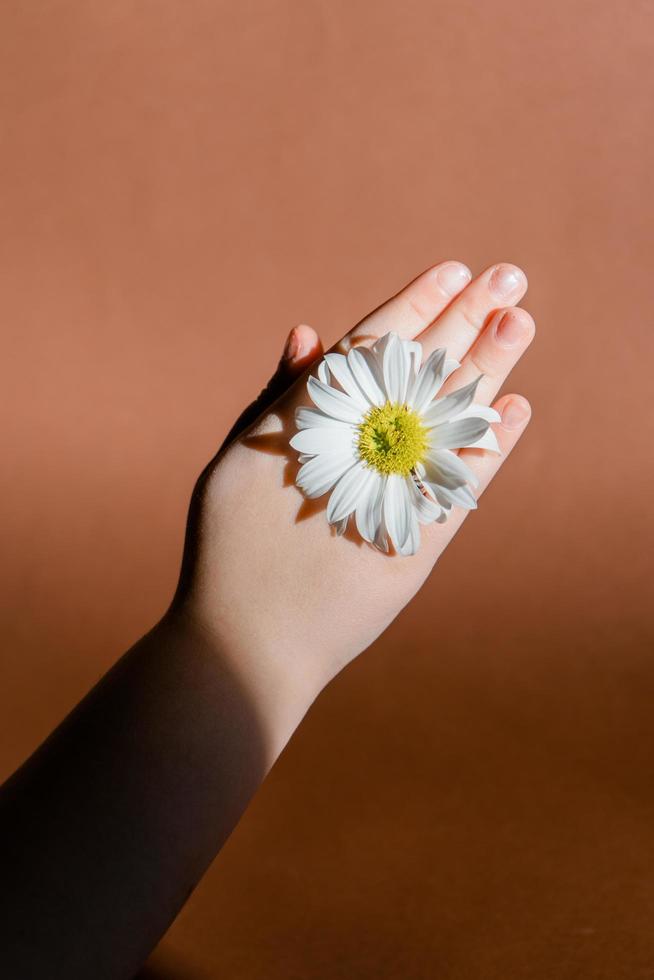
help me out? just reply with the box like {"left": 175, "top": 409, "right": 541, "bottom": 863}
{"left": 418, "top": 262, "right": 528, "bottom": 361}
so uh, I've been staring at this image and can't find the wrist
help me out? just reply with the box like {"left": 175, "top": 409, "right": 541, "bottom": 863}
{"left": 161, "top": 602, "right": 326, "bottom": 766}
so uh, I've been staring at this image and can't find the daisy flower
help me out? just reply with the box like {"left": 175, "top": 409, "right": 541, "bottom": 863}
{"left": 290, "top": 332, "right": 500, "bottom": 556}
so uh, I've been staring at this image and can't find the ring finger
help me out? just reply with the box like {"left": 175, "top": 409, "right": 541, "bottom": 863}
{"left": 440, "top": 306, "right": 536, "bottom": 408}
{"left": 342, "top": 259, "right": 473, "bottom": 349}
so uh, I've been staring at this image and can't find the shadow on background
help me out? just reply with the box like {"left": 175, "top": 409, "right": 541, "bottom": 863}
{"left": 0, "top": 614, "right": 269, "bottom": 978}
{"left": 136, "top": 961, "right": 211, "bottom": 980}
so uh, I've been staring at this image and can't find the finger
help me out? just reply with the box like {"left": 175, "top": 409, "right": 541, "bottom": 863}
{"left": 440, "top": 306, "right": 536, "bottom": 407}
{"left": 343, "top": 260, "right": 472, "bottom": 348}
{"left": 430, "top": 394, "right": 532, "bottom": 547}
{"left": 419, "top": 263, "right": 528, "bottom": 361}
{"left": 460, "top": 394, "right": 532, "bottom": 494}
{"left": 279, "top": 323, "right": 324, "bottom": 380}
{"left": 221, "top": 324, "right": 323, "bottom": 448}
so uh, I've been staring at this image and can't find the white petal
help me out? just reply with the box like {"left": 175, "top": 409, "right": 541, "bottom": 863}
{"left": 421, "top": 483, "right": 451, "bottom": 520}
{"left": 307, "top": 376, "right": 364, "bottom": 424}
{"left": 334, "top": 516, "right": 349, "bottom": 536}
{"left": 297, "top": 450, "right": 356, "bottom": 498}
{"left": 428, "top": 486, "right": 453, "bottom": 510}
{"left": 296, "top": 407, "right": 360, "bottom": 432}
{"left": 290, "top": 426, "right": 355, "bottom": 455}
{"left": 429, "top": 416, "right": 491, "bottom": 450}
{"left": 409, "top": 476, "right": 443, "bottom": 524}
{"left": 323, "top": 353, "right": 369, "bottom": 409}
{"left": 467, "top": 426, "right": 501, "bottom": 453}
{"left": 432, "top": 482, "right": 478, "bottom": 510}
{"left": 406, "top": 339, "right": 422, "bottom": 377}
{"left": 317, "top": 360, "right": 330, "bottom": 384}
{"left": 396, "top": 496, "right": 421, "bottom": 556}
{"left": 442, "top": 358, "right": 461, "bottom": 383}
{"left": 448, "top": 403, "right": 501, "bottom": 424}
{"left": 371, "top": 331, "right": 393, "bottom": 359}
{"left": 382, "top": 332, "right": 410, "bottom": 404}
{"left": 383, "top": 473, "right": 412, "bottom": 552}
{"left": 408, "top": 349, "right": 446, "bottom": 412}
{"left": 347, "top": 346, "right": 386, "bottom": 407}
{"left": 422, "top": 376, "right": 482, "bottom": 427}
{"left": 425, "top": 448, "right": 480, "bottom": 489}
{"left": 355, "top": 471, "right": 385, "bottom": 543}
{"left": 327, "top": 460, "right": 370, "bottom": 523}
{"left": 373, "top": 525, "right": 390, "bottom": 553}
{"left": 296, "top": 406, "right": 349, "bottom": 430}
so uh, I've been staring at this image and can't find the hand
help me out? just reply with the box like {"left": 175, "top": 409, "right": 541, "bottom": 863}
{"left": 0, "top": 262, "right": 535, "bottom": 979}
{"left": 172, "top": 261, "right": 534, "bottom": 715}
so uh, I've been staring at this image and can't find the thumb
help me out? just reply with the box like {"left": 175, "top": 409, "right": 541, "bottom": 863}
{"left": 221, "top": 324, "right": 323, "bottom": 448}
{"left": 275, "top": 323, "right": 324, "bottom": 390}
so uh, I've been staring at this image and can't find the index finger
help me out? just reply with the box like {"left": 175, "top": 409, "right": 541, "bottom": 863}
{"left": 342, "top": 260, "right": 472, "bottom": 350}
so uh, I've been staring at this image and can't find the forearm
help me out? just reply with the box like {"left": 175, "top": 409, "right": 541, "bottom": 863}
{"left": 0, "top": 609, "right": 320, "bottom": 979}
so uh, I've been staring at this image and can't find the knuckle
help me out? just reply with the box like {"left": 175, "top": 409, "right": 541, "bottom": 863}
{"left": 406, "top": 295, "right": 430, "bottom": 324}
{"left": 456, "top": 298, "right": 485, "bottom": 333}
{"left": 468, "top": 347, "right": 495, "bottom": 376}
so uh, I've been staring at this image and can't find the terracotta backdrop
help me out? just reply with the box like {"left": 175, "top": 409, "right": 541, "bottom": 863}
{"left": 1, "top": 2, "right": 653, "bottom": 977}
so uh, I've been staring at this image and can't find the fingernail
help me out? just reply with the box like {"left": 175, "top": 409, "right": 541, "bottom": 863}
{"left": 436, "top": 262, "right": 472, "bottom": 297}
{"left": 489, "top": 264, "right": 526, "bottom": 299}
{"left": 283, "top": 328, "right": 300, "bottom": 361}
{"left": 494, "top": 310, "right": 529, "bottom": 348}
{"left": 501, "top": 397, "right": 531, "bottom": 429}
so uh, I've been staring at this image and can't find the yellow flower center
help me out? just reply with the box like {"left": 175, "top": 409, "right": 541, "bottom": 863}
{"left": 357, "top": 402, "right": 428, "bottom": 476}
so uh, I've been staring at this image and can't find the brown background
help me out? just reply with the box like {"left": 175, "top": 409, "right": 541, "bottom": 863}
{"left": 1, "top": 1, "right": 653, "bottom": 977}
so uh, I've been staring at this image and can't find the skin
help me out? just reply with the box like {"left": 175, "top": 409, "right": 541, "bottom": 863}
{"left": 0, "top": 260, "right": 534, "bottom": 978}
{"left": 184, "top": 260, "right": 534, "bottom": 723}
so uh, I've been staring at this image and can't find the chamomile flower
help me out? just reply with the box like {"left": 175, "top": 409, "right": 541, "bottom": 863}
{"left": 290, "top": 332, "right": 500, "bottom": 556}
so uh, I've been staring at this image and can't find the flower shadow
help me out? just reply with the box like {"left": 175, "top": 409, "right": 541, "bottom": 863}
{"left": 241, "top": 415, "right": 365, "bottom": 546}
{"left": 239, "top": 332, "right": 384, "bottom": 548}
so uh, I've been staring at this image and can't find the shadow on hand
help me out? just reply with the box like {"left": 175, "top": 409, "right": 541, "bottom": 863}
{"left": 243, "top": 416, "right": 325, "bottom": 524}
{"left": 242, "top": 415, "right": 368, "bottom": 542}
